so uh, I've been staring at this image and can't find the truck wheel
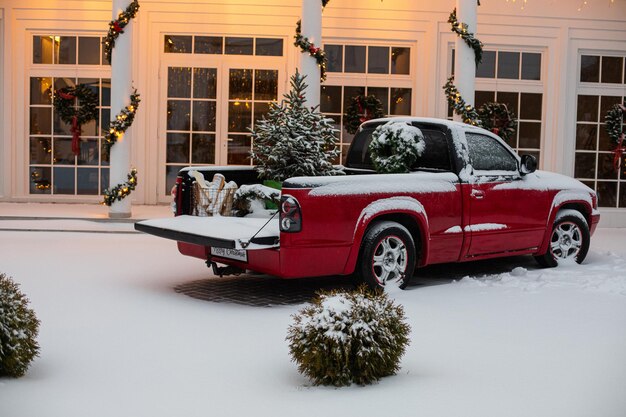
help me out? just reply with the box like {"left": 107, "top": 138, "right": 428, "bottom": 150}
{"left": 358, "top": 221, "right": 416, "bottom": 290}
{"left": 534, "top": 212, "right": 590, "bottom": 268}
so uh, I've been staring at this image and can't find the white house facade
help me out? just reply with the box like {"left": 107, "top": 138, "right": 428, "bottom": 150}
{"left": 0, "top": 0, "right": 625, "bottom": 225}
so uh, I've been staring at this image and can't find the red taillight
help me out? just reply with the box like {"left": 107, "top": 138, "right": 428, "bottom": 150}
{"left": 280, "top": 195, "right": 301, "bottom": 233}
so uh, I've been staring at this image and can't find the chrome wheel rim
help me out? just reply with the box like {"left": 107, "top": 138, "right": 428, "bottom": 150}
{"left": 550, "top": 221, "right": 583, "bottom": 260}
{"left": 371, "top": 235, "right": 408, "bottom": 285}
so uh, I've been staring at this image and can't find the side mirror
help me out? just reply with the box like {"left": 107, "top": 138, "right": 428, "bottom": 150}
{"left": 520, "top": 154, "right": 537, "bottom": 175}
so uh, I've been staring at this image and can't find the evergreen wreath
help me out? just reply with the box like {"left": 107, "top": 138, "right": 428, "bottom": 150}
{"left": 448, "top": 8, "right": 483, "bottom": 66}
{"left": 444, "top": 77, "right": 481, "bottom": 126}
{"left": 478, "top": 102, "right": 517, "bottom": 142}
{"left": 294, "top": 20, "right": 327, "bottom": 82}
{"left": 605, "top": 104, "right": 625, "bottom": 171}
{"left": 369, "top": 121, "right": 426, "bottom": 174}
{"left": 103, "top": 0, "right": 140, "bottom": 64}
{"left": 344, "top": 95, "right": 385, "bottom": 135}
{"left": 322, "top": 0, "right": 330, "bottom": 7}
{"left": 103, "top": 168, "right": 137, "bottom": 206}
{"left": 103, "top": 91, "right": 141, "bottom": 156}
{"left": 53, "top": 84, "right": 98, "bottom": 156}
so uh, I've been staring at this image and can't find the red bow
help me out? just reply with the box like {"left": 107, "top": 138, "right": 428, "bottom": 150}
{"left": 308, "top": 45, "right": 319, "bottom": 55}
{"left": 113, "top": 21, "right": 123, "bottom": 33}
{"left": 71, "top": 115, "right": 81, "bottom": 156}
{"left": 57, "top": 91, "right": 75, "bottom": 100}
{"left": 613, "top": 134, "right": 625, "bottom": 171}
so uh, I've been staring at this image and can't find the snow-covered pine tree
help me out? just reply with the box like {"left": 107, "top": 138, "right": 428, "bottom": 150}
{"left": 250, "top": 70, "right": 340, "bottom": 181}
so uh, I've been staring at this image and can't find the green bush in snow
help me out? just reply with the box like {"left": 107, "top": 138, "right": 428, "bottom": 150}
{"left": 0, "top": 273, "right": 40, "bottom": 377}
{"left": 287, "top": 286, "right": 410, "bottom": 386}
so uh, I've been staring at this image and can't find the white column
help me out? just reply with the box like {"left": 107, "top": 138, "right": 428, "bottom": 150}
{"left": 300, "top": 0, "right": 322, "bottom": 108}
{"left": 453, "top": 0, "right": 477, "bottom": 123}
{"left": 109, "top": 0, "right": 133, "bottom": 218}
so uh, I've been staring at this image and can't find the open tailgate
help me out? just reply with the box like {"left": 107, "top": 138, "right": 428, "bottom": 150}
{"left": 135, "top": 215, "right": 279, "bottom": 250}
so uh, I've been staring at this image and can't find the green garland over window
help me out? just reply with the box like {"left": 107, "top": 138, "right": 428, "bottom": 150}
{"left": 103, "top": 0, "right": 140, "bottom": 64}
{"left": 448, "top": 8, "right": 483, "bottom": 66}
{"left": 344, "top": 95, "right": 385, "bottom": 134}
{"left": 294, "top": 20, "right": 327, "bottom": 82}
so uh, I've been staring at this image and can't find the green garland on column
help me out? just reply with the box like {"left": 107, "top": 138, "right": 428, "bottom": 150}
{"left": 102, "top": 1, "right": 140, "bottom": 206}
{"left": 448, "top": 8, "right": 483, "bottom": 66}
{"left": 444, "top": 77, "right": 480, "bottom": 126}
{"left": 294, "top": 20, "right": 327, "bottom": 82}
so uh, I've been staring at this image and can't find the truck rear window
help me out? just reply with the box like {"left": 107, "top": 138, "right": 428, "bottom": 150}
{"left": 346, "top": 125, "right": 453, "bottom": 172}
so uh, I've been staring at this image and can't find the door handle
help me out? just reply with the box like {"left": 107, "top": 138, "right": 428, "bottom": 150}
{"left": 471, "top": 189, "right": 485, "bottom": 199}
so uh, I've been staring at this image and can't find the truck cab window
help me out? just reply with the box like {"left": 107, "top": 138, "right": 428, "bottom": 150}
{"left": 466, "top": 132, "right": 518, "bottom": 172}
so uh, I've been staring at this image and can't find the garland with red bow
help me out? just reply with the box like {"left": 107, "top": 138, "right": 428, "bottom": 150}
{"left": 103, "top": 0, "right": 140, "bottom": 64}
{"left": 294, "top": 20, "right": 327, "bottom": 82}
{"left": 344, "top": 95, "right": 385, "bottom": 135}
{"left": 53, "top": 85, "right": 98, "bottom": 156}
{"left": 605, "top": 104, "right": 626, "bottom": 172}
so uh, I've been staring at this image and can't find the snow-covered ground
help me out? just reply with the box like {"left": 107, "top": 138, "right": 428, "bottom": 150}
{"left": 1, "top": 222, "right": 625, "bottom": 417}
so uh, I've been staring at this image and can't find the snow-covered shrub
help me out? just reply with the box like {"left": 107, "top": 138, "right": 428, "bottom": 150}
{"left": 287, "top": 286, "right": 410, "bottom": 386}
{"left": 369, "top": 121, "right": 425, "bottom": 174}
{"left": 0, "top": 273, "right": 40, "bottom": 377}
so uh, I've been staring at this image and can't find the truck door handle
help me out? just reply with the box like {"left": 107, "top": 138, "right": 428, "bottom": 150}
{"left": 471, "top": 189, "right": 485, "bottom": 199}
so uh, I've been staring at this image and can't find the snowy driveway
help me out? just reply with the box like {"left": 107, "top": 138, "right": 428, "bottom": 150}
{"left": 1, "top": 226, "right": 625, "bottom": 417}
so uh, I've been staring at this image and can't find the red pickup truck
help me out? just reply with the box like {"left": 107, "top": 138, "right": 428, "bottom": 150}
{"left": 136, "top": 117, "right": 600, "bottom": 290}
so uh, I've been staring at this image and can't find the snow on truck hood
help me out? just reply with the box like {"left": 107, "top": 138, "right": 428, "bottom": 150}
{"left": 284, "top": 172, "right": 459, "bottom": 196}
{"left": 492, "top": 170, "right": 594, "bottom": 192}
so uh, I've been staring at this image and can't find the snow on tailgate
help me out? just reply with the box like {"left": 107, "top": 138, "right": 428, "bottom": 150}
{"left": 136, "top": 216, "right": 279, "bottom": 250}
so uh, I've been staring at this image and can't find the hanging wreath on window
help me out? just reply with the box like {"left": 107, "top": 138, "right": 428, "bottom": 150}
{"left": 344, "top": 95, "right": 385, "bottom": 135}
{"left": 368, "top": 121, "right": 426, "bottom": 174}
{"left": 478, "top": 102, "right": 517, "bottom": 143}
{"left": 605, "top": 104, "right": 625, "bottom": 171}
{"left": 53, "top": 84, "right": 98, "bottom": 156}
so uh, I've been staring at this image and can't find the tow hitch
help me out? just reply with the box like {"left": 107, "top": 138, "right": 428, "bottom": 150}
{"left": 207, "top": 260, "right": 245, "bottom": 277}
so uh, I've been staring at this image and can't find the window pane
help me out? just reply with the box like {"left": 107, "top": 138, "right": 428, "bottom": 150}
{"left": 343, "top": 86, "right": 366, "bottom": 110}
{"left": 165, "top": 166, "right": 180, "bottom": 195}
{"left": 30, "top": 107, "right": 52, "bottom": 135}
{"left": 78, "top": 37, "right": 101, "bottom": 65}
{"left": 466, "top": 133, "right": 517, "bottom": 171}
{"left": 227, "top": 135, "right": 252, "bottom": 165}
{"left": 477, "top": 51, "right": 496, "bottom": 78}
{"left": 168, "top": 67, "right": 191, "bottom": 98}
{"left": 101, "top": 79, "right": 111, "bottom": 106}
{"left": 600, "top": 95, "right": 622, "bottom": 117}
{"left": 620, "top": 182, "right": 626, "bottom": 208}
{"left": 30, "top": 167, "right": 52, "bottom": 194}
{"left": 368, "top": 46, "right": 389, "bottom": 74}
{"left": 164, "top": 35, "right": 191, "bottom": 53}
{"left": 597, "top": 181, "right": 617, "bottom": 207}
{"left": 575, "top": 124, "right": 597, "bottom": 151}
{"left": 167, "top": 100, "right": 191, "bottom": 131}
{"left": 57, "top": 36, "right": 76, "bottom": 64}
{"left": 391, "top": 47, "right": 410, "bottom": 75}
{"left": 33, "top": 36, "right": 53, "bottom": 64}
{"left": 253, "top": 102, "right": 271, "bottom": 127}
{"left": 497, "top": 51, "right": 520, "bottom": 79}
{"left": 521, "top": 52, "right": 541, "bottom": 80}
{"left": 192, "top": 101, "right": 216, "bottom": 132}
{"left": 576, "top": 95, "right": 598, "bottom": 122}
{"left": 601, "top": 56, "right": 623, "bottom": 84}
{"left": 325, "top": 45, "right": 343, "bottom": 72}
{"left": 30, "top": 77, "right": 52, "bottom": 105}
{"left": 255, "top": 38, "right": 283, "bottom": 56}
{"left": 254, "top": 70, "right": 278, "bottom": 101}
{"left": 100, "top": 168, "right": 109, "bottom": 192}
{"left": 53, "top": 167, "right": 75, "bottom": 194}
{"left": 367, "top": 87, "right": 389, "bottom": 114}
{"left": 77, "top": 168, "right": 99, "bottom": 195}
{"left": 598, "top": 153, "right": 618, "bottom": 180}
{"left": 53, "top": 138, "right": 74, "bottom": 164}
{"left": 53, "top": 107, "right": 72, "bottom": 136}
{"left": 101, "top": 139, "right": 110, "bottom": 166}
{"left": 574, "top": 152, "right": 596, "bottom": 178}
{"left": 228, "top": 102, "right": 252, "bottom": 132}
{"left": 195, "top": 36, "right": 222, "bottom": 54}
{"left": 192, "top": 133, "right": 216, "bottom": 164}
{"left": 193, "top": 68, "right": 217, "bottom": 99}
{"left": 496, "top": 92, "right": 518, "bottom": 116}
{"left": 229, "top": 69, "right": 253, "bottom": 100}
{"left": 390, "top": 88, "right": 411, "bottom": 115}
{"left": 166, "top": 133, "right": 190, "bottom": 163}
{"left": 78, "top": 139, "right": 99, "bottom": 165}
{"left": 344, "top": 46, "right": 365, "bottom": 73}
{"left": 30, "top": 137, "right": 52, "bottom": 164}
{"left": 100, "top": 109, "right": 111, "bottom": 137}
{"left": 580, "top": 55, "right": 600, "bottom": 83}
{"left": 475, "top": 90, "right": 495, "bottom": 109}
{"left": 599, "top": 123, "right": 616, "bottom": 151}
{"left": 520, "top": 93, "right": 542, "bottom": 120}
{"left": 518, "top": 122, "right": 541, "bottom": 149}
{"left": 225, "top": 37, "right": 253, "bottom": 55}
{"left": 320, "top": 85, "right": 342, "bottom": 113}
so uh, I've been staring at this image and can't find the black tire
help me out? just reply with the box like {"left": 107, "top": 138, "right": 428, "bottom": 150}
{"left": 356, "top": 221, "right": 416, "bottom": 290}
{"left": 534, "top": 212, "right": 590, "bottom": 268}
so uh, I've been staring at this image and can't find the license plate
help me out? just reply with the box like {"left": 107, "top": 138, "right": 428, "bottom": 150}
{"left": 210, "top": 247, "right": 247, "bottom": 262}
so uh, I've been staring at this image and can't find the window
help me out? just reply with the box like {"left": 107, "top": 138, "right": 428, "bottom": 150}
{"left": 453, "top": 50, "right": 541, "bottom": 81}
{"left": 466, "top": 133, "right": 518, "bottom": 172}
{"left": 164, "top": 35, "right": 283, "bottom": 56}
{"left": 325, "top": 44, "right": 410, "bottom": 75}
{"left": 574, "top": 53, "right": 626, "bottom": 208}
{"left": 33, "top": 35, "right": 108, "bottom": 65}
